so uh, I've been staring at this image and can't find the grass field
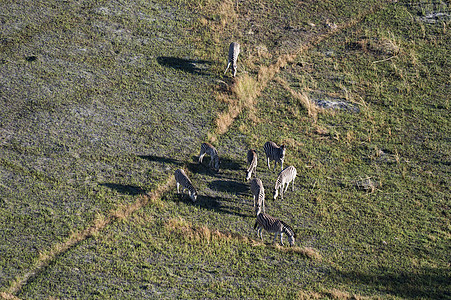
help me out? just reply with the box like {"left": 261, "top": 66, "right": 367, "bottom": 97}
{"left": 1, "top": 0, "right": 449, "bottom": 299}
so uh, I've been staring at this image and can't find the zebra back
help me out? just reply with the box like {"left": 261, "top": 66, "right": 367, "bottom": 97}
{"left": 256, "top": 212, "right": 296, "bottom": 246}
{"left": 174, "top": 169, "right": 197, "bottom": 202}
{"left": 199, "top": 142, "right": 220, "bottom": 171}
{"left": 224, "top": 42, "right": 240, "bottom": 77}
{"left": 246, "top": 149, "right": 258, "bottom": 181}
{"left": 250, "top": 178, "right": 265, "bottom": 215}
{"left": 275, "top": 166, "right": 297, "bottom": 190}
{"left": 264, "top": 141, "right": 286, "bottom": 171}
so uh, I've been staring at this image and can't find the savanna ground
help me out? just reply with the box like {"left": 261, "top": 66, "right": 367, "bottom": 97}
{"left": 0, "top": 0, "right": 449, "bottom": 299}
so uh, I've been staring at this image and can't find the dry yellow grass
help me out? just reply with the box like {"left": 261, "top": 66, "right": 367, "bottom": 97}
{"left": 0, "top": 292, "right": 21, "bottom": 300}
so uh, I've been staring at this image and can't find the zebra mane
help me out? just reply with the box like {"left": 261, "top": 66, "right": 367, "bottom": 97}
{"left": 280, "top": 220, "right": 296, "bottom": 238}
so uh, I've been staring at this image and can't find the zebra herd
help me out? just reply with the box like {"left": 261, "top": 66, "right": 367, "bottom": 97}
{"left": 174, "top": 42, "right": 296, "bottom": 246}
{"left": 174, "top": 141, "right": 297, "bottom": 247}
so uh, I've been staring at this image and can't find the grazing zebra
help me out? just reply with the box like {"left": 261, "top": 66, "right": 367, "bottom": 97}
{"left": 250, "top": 178, "right": 265, "bottom": 215}
{"left": 245, "top": 149, "right": 258, "bottom": 181}
{"left": 263, "top": 141, "right": 286, "bottom": 172}
{"left": 273, "top": 166, "right": 297, "bottom": 200}
{"left": 199, "top": 142, "right": 220, "bottom": 172}
{"left": 174, "top": 169, "right": 198, "bottom": 202}
{"left": 254, "top": 212, "right": 296, "bottom": 246}
{"left": 224, "top": 42, "right": 240, "bottom": 78}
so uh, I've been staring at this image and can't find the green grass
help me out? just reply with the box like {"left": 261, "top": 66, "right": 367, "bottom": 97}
{"left": 1, "top": 0, "right": 450, "bottom": 299}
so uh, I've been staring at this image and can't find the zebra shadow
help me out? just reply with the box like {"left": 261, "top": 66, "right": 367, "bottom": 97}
{"left": 219, "top": 157, "right": 242, "bottom": 171}
{"left": 188, "top": 157, "right": 220, "bottom": 176}
{"left": 100, "top": 183, "right": 146, "bottom": 196}
{"left": 137, "top": 155, "right": 183, "bottom": 166}
{"left": 196, "top": 195, "right": 252, "bottom": 218}
{"left": 208, "top": 180, "right": 249, "bottom": 196}
{"left": 172, "top": 193, "right": 252, "bottom": 218}
{"left": 157, "top": 56, "right": 212, "bottom": 75}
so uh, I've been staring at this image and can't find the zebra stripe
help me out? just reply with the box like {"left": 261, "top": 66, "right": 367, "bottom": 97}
{"left": 224, "top": 42, "right": 240, "bottom": 77}
{"left": 250, "top": 178, "right": 265, "bottom": 215}
{"left": 263, "top": 141, "right": 286, "bottom": 172}
{"left": 246, "top": 149, "right": 258, "bottom": 181}
{"left": 199, "top": 142, "right": 220, "bottom": 171}
{"left": 174, "top": 169, "right": 198, "bottom": 202}
{"left": 273, "top": 166, "right": 297, "bottom": 200}
{"left": 253, "top": 212, "right": 296, "bottom": 246}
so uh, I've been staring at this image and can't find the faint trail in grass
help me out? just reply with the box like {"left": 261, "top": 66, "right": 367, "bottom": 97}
{"left": 7, "top": 176, "right": 175, "bottom": 296}
{"left": 165, "top": 216, "right": 322, "bottom": 260}
{"left": 5, "top": 2, "right": 392, "bottom": 297}
{"left": 212, "top": 2, "right": 388, "bottom": 139}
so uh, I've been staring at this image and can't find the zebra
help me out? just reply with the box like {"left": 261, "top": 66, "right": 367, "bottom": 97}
{"left": 254, "top": 212, "right": 296, "bottom": 246}
{"left": 224, "top": 42, "right": 240, "bottom": 78}
{"left": 273, "top": 166, "right": 297, "bottom": 200}
{"left": 250, "top": 178, "right": 265, "bottom": 215}
{"left": 198, "top": 142, "right": 220, "bottom": 172}
{"left": 174, "top": 169, "right": 198, "bottom": 202}
{"left": 263, "top": 141, "right": 286, "bottom": 172}
{"left": 245, "top": 149, "right": 258, "bottom": 181}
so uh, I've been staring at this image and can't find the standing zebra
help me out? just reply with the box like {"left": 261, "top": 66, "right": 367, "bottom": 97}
{"left": 273, "top": 166, "right": 297, "bottom": 200}
{"left": 199, "top": 142, "right": 220, "bottom": 172}
{"left": 250, "top": 178, "right": 265, "bottom": 215}
{"left": 263, "top": 141, "right": 286, "bottom": 172}
{"left": 245, "top": 149, "right": 258, "bottom": 181}
{"left": 254, "top": 212, "right": 296, "bottom": 246}
{"left": 224, "top": 42, "right": 240, "bottom": 78}
{"left": 174, "top": 169, "right": 198, "bottom": 202}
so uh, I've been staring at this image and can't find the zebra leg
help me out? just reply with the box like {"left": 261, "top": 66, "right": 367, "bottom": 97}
{"left": 176, "top": 182, "right": 180, "bottom": 193}
{"left": 273, "top": 232, "right": 278, "bottom": 244}
{"left": 198, "top": 153, "right": 205, "bottom": 164}
{"left": 266, "top": 157, "right": 271, "bottom": 170}
{"left": 280, "top": 232, "right": 284, "bottom": 246}
{"left": 224, "top": 62, "right": 231, "bottom": 75}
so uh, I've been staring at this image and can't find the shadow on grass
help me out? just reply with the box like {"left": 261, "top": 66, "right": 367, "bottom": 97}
{"left": 157, "top": 56, "right": 212, "bottom": 75}
{"left": 137, "top": 155, "right": 183, "bottom": 166}
{"left": 189, "top": 155, "right": 243, "bottom": 176}
{"left": 220, "top": 157, "right": 242, "bottom": 171}
{"left": 335, "top": 267, "right": 451, "bottom": 299}
{"left": 100, "top": 183, "right": 146, "bottom": 196}
{"left": 208, "top": 180, "right": 249, "bottom": 196}
{"left": 173, "top": 193, "right": 252, "bottom": 218}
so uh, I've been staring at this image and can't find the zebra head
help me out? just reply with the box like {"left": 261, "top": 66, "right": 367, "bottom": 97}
{"left": 281, "top": 221, "right": 296, "bottom": 246}
{"left": 280, "top": 145, "right": 286, "bottom": 160}
{"left": 213, "top": 157, "right": 220, "bottom": 172}
{"left": 189, "top": 190, "right": 198, "bottom": 202}
{"left": 287, "top": 234, "right": 295, "bottom": 247}
{"left": 273, "top": 188, "right": 279, "bottom": 200}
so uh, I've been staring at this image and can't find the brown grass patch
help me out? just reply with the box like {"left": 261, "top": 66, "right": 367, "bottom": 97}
{"left": 165, "top": 217, "right": 252, "bottom": 244}
{"left": 276, "top": 76, "right": 318, "bottom": 122}
{"left": 273, "top": 244, "right": 322, "bottom": 260}
{"left": 0, "top": 292, "right": 21, "bottom": 300}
